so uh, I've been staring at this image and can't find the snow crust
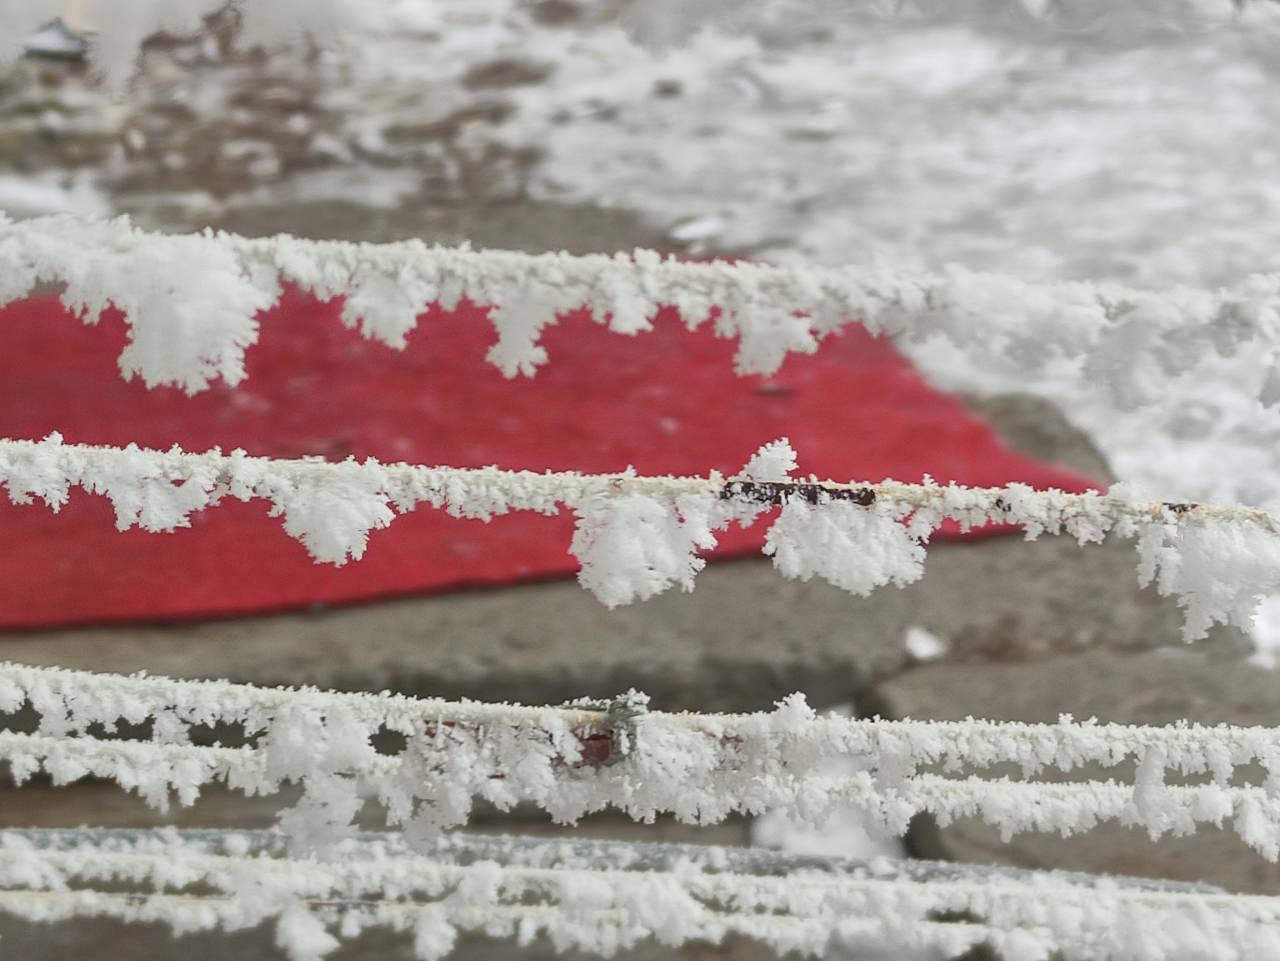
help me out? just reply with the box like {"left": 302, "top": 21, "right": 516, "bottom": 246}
{"left": 4, "top": 434, "right": 1278, "bottom": 638}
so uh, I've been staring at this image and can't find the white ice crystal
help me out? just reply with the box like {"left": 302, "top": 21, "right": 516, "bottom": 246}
{"left": 571, "top": 492, "right": 719, "bottom": 608}
{"left": 1134, "top": 514, "right": 1280, "bottom": 641}
{"left": 765, "top": 498, "right": 925, "bottom": 596}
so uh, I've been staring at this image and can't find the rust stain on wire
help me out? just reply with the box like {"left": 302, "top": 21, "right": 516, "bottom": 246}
{"left": 720, "top": 480, "right": 877, "bottom": 507}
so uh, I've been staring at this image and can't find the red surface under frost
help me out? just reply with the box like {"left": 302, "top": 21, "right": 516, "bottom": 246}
{"left": 0, "top": 289, "right": 1098, "bottom": 629}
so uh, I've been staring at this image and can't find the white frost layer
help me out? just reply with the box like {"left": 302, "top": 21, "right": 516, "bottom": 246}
{"left": 4, "top": 434, "right": 1280, "bottom": 637}
{"left": 9, "top": 663, "right": 1280, "bottom": 858}
{"left": 2, "top": 829, "right": 1279, "bottom": 961}
{"left": 5, "top": 214, "right": 1280, "bottom": 410}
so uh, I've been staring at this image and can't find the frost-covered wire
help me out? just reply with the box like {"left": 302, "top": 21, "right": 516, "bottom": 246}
{"left": 1, "top": 828, "right": 1277, "bottom": 961}
{"left": 6, "top": 214, "right": 1280, "bottom": 410}
{"left": 9, "top": 662, "right": 1280, "bottom": 793}
{"left": 8, "top": 728, "right": 1278, "bottom": 859}
{"left": 0, "top": 887, "right": 1008, "bottom": 961}
{"left": 3, "top": 433, "right": 1279, "bottom": 637}
{"left": 1, "top": 827, "right": 1216, "bottom": 889}
{"left": 9, "top": 663, "right": 1280, "bottom": 858}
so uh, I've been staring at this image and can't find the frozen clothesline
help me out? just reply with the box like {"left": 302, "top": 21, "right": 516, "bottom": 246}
{"left": 8, "top": 662, "right": 1280, "bottom": 791}
{"left": 9, "top": 663, "right": 1280, "bottom": 858}
{"left": 6, "top": 214, "right": 1280, "bottom": 409}
{"left": 8, "top": 726, "right": 1280, "bottom": 858}
{"left": 3, "top": 434, "right": 1279, "bottom": 637}
{"left": 2, "top": 829, "right": 1273, "bottom": 961}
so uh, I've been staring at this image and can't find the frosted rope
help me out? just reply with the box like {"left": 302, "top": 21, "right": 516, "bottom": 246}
{"left": 6, "top": 827, "right": 1217, "bottom": 891}
{"left": 0, "top": 886, "right": 1006, "bottom": 961}
{"left": 4, "top": 729, "right": 1273, "bottom": 855}
{"left": 2, "top": 433, "right": 1277, "bottom": 636}
{"left": 5, "top": 661, "right": 1280, "bottom": 789}
{"left": 6, "top": 214, "right": 1280, "bottom": 410}
{"left": 3, "top": 829, "right": 1279, "bottom": 961}
{"left": 8, "top": 663, "right": 1280, "bottom": 856}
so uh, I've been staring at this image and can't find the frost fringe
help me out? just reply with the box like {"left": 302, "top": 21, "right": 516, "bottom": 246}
{"left": 9, "top": 663, "right": 1280, "bottom": 858}
{"left": 3, "top": 434, "right": 1279, "bottom": 637}
{"left": 1, "top": 828, "right": 1276, "bottom": 961}
{"left": 7, "top": 214, "right": 1280, "bottom": 409}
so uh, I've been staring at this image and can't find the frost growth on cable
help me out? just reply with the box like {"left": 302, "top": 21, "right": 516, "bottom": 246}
{"left": 7, "top": 215, "right": 1280, "bottom": 408}
{"left": 2, "top": 828, "right": 1277, "bottom": 961}
{"left": 6, "top": 434, "right": 1280, "bottom": 637}
{"left": 9, "top": 663, "right": 1280, "bottom": 858}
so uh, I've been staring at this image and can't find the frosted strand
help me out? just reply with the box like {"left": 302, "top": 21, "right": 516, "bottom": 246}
{"left": 4, "top": 827, "right": 1214, "bottom": 890}
{"left": 3, "top": 433, "right": 1278, "bottom": 636}
{"left": 6, "top": 214, "right": 1280, "bottom": 410}
{"left": 4, "top": 830, "right": 1280, "bottom": 961}
{"left": 5, "top": 725, "right": 1280, "bottom": 858}
{"left": 5, "top": 661, "right": 1280, "bottom": 792}
{"left": 0, "top": 827, "right": 1258, "bottom": 910}
{"left": 0, "top": 888, "right": 1002, "bottom": 961}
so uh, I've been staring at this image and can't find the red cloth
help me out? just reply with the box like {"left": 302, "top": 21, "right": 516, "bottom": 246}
{"left": 0, "top": 290, "right": 1098, "bottom": 630}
